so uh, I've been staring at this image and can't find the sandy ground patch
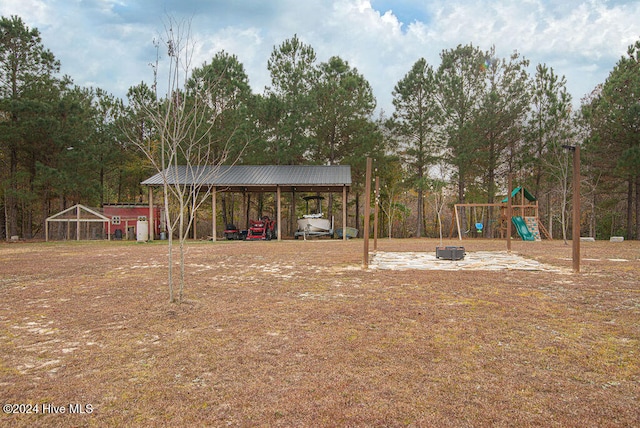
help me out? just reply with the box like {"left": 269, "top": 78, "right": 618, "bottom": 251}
{"left": 370, "top": 250, "right": 565, "bottom": 271}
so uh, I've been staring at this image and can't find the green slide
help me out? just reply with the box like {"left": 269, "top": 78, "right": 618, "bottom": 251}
{"left": 512, "top": 216, "right": 535, "bottom": 241}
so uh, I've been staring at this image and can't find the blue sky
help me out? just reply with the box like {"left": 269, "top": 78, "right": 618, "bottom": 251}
{"left": 1, "top": 0, "right": 638, "bottom": 113}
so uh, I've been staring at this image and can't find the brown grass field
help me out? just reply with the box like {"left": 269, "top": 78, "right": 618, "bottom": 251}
{"left": 1, "top": 238, "right": 639, "bottom": 427}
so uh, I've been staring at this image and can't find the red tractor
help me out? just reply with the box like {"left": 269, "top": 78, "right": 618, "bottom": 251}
{"left": 245, "top": 216, "right": 277, "bottom": 240}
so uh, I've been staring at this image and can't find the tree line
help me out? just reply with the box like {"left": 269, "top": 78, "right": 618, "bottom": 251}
{"left": 1, "top": 15, "right": 638, "bottom": 241}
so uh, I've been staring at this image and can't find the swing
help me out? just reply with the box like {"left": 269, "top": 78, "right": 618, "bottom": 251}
{"left": 474, "top": 206, "right": 485, "bottom": 234}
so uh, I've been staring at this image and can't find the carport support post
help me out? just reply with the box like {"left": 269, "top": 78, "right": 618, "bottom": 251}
{"left": 148, "top": 186, "right": 154, "bottom": 241}
{"left": 277, "top": 185, "right": 282, "bottom": 241}
{"left": 211, "top": 187, "right": 217, "bottom": 242}
{"left": 342, "top": 185, "right": 347, "bottom": 241}
{"left": 363, "top": 157, "right": 372, "bottom": 268}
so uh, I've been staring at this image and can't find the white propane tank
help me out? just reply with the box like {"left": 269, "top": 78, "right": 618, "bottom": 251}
{"left": 136, "top": 216, "right": 149, "bottom": 242}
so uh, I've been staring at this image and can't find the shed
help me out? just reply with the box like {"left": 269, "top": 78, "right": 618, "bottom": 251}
{"left": 141, "top": 165, "right": 352, "bottom": 241}
{"left": 103, "top": 204, "right": 163, "bottom": 239}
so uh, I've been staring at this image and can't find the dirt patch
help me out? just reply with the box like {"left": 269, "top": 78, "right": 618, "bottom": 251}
{"left": 0, "top": 238, "right": 639, "bottom": 426}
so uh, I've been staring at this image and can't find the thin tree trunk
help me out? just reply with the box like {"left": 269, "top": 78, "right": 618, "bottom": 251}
{"left": 355, "top": 193, "right": 360, "bottom": 234}
{"left": 458, "top": 175, "right": 467, "bottom": 235}
{"left": 164, "top": 186, "right": 174, "bottom": 303}
{"left": 8, "top": 147, "right": 19, "bottom": 238}
{"left": 635, "top": 175, "right": 640, "bottom": 240}
{"left": 221, "top": 195, "right": 228, "bottom": 227}
{"left": 416, "top": 188, "right": 424, "bottom": 237}
{"left": 245, "top": 192, "right": 251, "bottom": 229}
{"left": 627, "top": 176, "right": 633, "bottom": 240}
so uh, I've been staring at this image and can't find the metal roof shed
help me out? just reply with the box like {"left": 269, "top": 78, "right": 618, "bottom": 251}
{"left": 141, "top": 165, "right": 352, "bottom": 241}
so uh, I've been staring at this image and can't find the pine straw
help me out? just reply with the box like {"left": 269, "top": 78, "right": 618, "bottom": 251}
{"left": 1, "top": 238, "right": 638, "bottom": 427}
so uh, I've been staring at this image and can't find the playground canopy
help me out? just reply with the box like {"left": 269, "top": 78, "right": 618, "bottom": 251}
{"left": 502, "top": 186, "right": 536, "bottom": 203}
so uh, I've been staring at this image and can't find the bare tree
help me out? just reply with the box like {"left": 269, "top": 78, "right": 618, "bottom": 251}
{"left": 123, "top": 17, "right": 247, "bottom": 303}
{"left": 427, "top": 163, "right": 451, "bottom": 245}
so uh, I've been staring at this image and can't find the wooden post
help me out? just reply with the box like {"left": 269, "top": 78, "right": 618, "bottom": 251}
{"left": 572, "top": 145, "right": 581, "bottom": 273}
{"left": 363, "top": 158, "right": 372, "bottom": 268}
{"left": 148, "top": 186, "right": 154, "bottom": 241}
{"left": 342, "top": 186, "right": 347, "bottom": 241}
{"left": 373, "top": 176, "right": 379, "bottom": 251}
{"left": 277, "top": 185, "right": 282, "bottom": 241}
{"left": 455, "top": 205, "right": 462, "bottom": 241}
{"left": 211, "top": 187, "right": 217, "bottom": 242}
{"left": 76, "top": 205, "right": 80, "bottom": 241}
{"left": 507, "top": 174, "right": 512, "bottom": 252}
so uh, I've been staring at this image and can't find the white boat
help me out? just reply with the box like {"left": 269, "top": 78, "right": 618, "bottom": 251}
{"left": 297, "top": 213, "right": 331, "bottom": 233}
{"left": 295, "top": 196, "right": 333, "bottom": 239}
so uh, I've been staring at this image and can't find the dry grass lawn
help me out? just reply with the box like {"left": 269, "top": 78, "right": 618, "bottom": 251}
{"left": 1, "top": 238, "right": 639, "bottom": 427}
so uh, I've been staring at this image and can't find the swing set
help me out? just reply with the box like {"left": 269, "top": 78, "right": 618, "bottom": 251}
{"left": 449, "top": 187, "right": 552, "bottom": 241}
{"left": 449, "top": 203, "right": 500, "bottom": 239}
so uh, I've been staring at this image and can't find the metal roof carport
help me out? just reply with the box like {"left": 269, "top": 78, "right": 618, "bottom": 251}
{"left": 141, "top": 165, "right": 352, "bottom": 241}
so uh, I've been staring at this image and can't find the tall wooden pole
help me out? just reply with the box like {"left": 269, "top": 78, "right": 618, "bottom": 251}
{"left": 363, "top": 158, "right": 372, "bottom": 268}
{"left": 373, "top": 176, "right": 379, "bottom": 251}
{"left": 277, "top": 186, "right": 282, "bottom": 241}
{"left": 148, "top": 186, "right": 154, "bottom": 241}
{"left": 572, "top": 145, "right": 581, "bottom": 273}
{"left": 455, "top": 205, "right": 462, "bottom": 241}
{"left": 211, "top": 187, "right": 217, "bottom": 242}
{"left": 507, "top": 174, "right": 512, "bottom": 252}
{"left": 342, "top": 186, "right": 347, "bottom": 241}
{"left": 76, "top": 205, "right": 80, "bottom": 241}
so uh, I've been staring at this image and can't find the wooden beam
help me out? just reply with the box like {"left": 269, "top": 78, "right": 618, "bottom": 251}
{"left": 373, "top": 176, "right": 379, "bottom": 251}
{"left": 453, "top": 203, "right": 504, "bottom": 208}
{"left": 572, "top": 145, "right": 581, "bottom": 273}
{"left": 507, "top": 174, "right": 512, "bottom": 252}
{"left": 212, "top": 187, "right": 217, "bottom": 242}
{"left": 76, "top": 205, "right": 80, "bottom": 241}
{"left": 363, "top": 158, "right": 372, "bottom": 268}
{"left": 455, "top": 205, "right": 462, "bottom": 241}
{"left": 148, "top": 187, "right": 154, "bottom": 241}
{"left": 277, "top": 185, "right": 282, "bottom": 241}
{"left": 342, "top": 185, "right": 347, "bottom": 241}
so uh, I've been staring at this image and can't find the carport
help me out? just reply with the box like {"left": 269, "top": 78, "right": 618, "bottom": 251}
{"left": 141, "top": 165, "right": 352, "bottom": 241}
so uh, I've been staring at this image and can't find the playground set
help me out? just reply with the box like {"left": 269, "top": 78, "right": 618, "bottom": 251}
{"left": 450, "top": 186, "right": 551, "bottom": 241}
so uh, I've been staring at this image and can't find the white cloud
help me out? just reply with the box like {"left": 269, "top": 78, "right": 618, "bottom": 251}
{"left": 1, "top": 0, "right": 639, "bottom": 112}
